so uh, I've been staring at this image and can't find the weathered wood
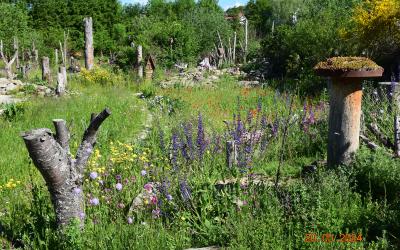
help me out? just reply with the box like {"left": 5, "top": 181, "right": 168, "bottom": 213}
{"left": 13, "top": 37, "right": 19, "bottom": 69}
{"left": 233, "top": 32, "right": 237, "bottom": 63}
{"left": 41, "top": 56, "right": 52, "bottom": 84}
{"left": 137, "top": 45, "right": 143, "bottom": 79}
{"left": 83, "top": 17, "right": 94, "bottom": 70}
{"left": 56, "top": 67, "right": 65, "bottom": 97}
{"left": 395, "top": 116, "right": 400, "bottom": 157}
{"left": 55, "top": 49, "right": 58, "bottom": 66}
{"left": 360, "top": 134, "right": 379, "bottom": 151}
{"left": 1, "top": 40, "right": 18, "bottom": 79}
{"left": 366, "top": 123, "right": 394, "bottom": 150}
{"left": 327, "top": 78, "right": 363, "bottom": 166}
{"left": 226, "top": 140, "right": 238, "bottom": 168}
{"left": 21, "top": 109, "right": 111, "bottom": 227}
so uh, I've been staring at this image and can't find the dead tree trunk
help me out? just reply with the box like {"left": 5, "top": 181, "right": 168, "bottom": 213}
{"left": 1, "top": 40, "right": 18, "bottom": 79}
{"left": 395, "top": 116, "right": 400, "bottom": 157}
{"left": 84, "top": 17, "right": 94, "bottom": 70}
{"left": 55, "top": 49, "right": 59, "bottom": 66}
{"left": 42, "top": 56, "right": 52, "bottom": 84}
{"left": 13, "top": 37, "right": 19, "bottom": 69}
{"left": 137, "top": 45, "right": 143, "bottom": 79}
{"left": 21, "top": 108, "right": 111, "bottom": 227}
{"left": 56, "top": 67, "right": 65, "bottom": 96}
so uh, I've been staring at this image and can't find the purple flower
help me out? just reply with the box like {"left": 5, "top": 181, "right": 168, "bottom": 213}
{"left": 116, "top": 175, "right": 122, "bottom": 181}
{"left": 141, "top": 170, "right": 147, "bottom": 176}
{"left": 115, "top": 183, "right": 123, "bottom": 191}
{"left": 89, "top": 198, "right": 99, "bottom": 206}
{"left": 166, "top": 194, "right": 173, "bottom": 201}
{"left": 73, "top": 187, "right": 81, "bottom": 194}
{"left": 197, "top": 113, "right": 206, "bottom": 159}
{"left": 184, "top": 122, "right": 194, "bottom": 159}
{"left": 179, "top": 180, "right": 192, "bottom": 202}
{"left": 89, "top": 172, "right": 98, "bottom": 180}
{"left": 127, "top": 217, "right": 133, "bottom": 224}
{"left": 152, "top": 209, "right": 161, "bottom": 218}
{"left": 172, "top": 131, "right": 179, "bottom": 170}
{"left": 117, "top": 203, "right": 125, "bottom": 209}
{"left": 79, "top": 212, "right": 85, "bottom": 220}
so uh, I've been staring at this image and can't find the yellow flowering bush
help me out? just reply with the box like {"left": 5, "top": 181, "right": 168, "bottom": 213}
{"left": 0, "top": 178, "right": 21, "bottom": 191}
{"left": 352, "top": 0, "right": 400, "bottom": 52}
{"left": 80, "top": 67, "right": 124, "bottom": 85}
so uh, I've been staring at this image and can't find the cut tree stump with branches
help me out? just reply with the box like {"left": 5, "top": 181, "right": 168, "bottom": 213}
{"left": 1, "top": 40, "right": 18, "bottom": 79}
{"left": 21, "top": 108, "right": 111, "bottom": 228}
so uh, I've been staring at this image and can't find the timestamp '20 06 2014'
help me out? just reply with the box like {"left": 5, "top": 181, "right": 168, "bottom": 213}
{"left": 304, "top": 233, "right": 363, "bottom": 243}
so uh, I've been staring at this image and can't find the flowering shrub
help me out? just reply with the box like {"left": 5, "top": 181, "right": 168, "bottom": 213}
{"left": 80, "top": 67, "right": 124, "bottom": 85}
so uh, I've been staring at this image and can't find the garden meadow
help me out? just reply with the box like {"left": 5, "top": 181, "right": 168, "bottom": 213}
{"left": 1, "top": 0, "right": 400, "bottom": 249}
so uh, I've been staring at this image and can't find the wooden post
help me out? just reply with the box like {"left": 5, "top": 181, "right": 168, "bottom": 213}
{"left": 84, "top": 17, "right": 94, "bottom": 70}
{"left": 233, "top": 32, "right": 237, "bottom": 64}
{"left": 61, "top": 66, "right": 67, "bottom": 86}
{"left": 42, "top": 56, "right": 52, "bottom": 84}
{"left": 395, "top": 116, "right": 400, "bottom": 157}
{"left": 245, "top": 18, "right": 248, "bottom": 63}
{"left": 137, "top": 45, "right": 143, "bottom": 79}
{"left": 56, "top": 67, "right": 65, "bottom": 96}
{"left": 55, "top": 49, "right": 59, "bottom": 66}
{"left": 226, "top": 140, "right": 238, "bottom": 168}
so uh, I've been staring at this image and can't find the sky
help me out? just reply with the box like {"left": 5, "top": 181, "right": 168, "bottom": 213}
{"left": 119, "top": 0, "right": 248, "bottom": 10}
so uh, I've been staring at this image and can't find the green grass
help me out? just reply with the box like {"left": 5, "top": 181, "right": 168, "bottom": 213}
{"left": 0, "top": 68, "right": 399, "bottom": 249}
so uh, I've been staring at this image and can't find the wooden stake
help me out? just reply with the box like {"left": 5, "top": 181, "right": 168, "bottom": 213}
{"left": 83, "top": 17, "right": 94, "bottom": 70}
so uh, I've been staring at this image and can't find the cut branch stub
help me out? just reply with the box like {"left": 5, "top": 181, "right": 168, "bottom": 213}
{"left": 21, "top": 108, "right": 111, "bottom": 227}
{"left": 314, "top": 57, "right": 383, "bottom": 167}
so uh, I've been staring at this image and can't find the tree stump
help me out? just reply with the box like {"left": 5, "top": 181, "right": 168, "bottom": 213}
{"left": 21, "top": 108, "right": 111, "bottom": 227}
{"left": 42, "top": 56, "right": 52, "bottom": 84}
{"left": 84, "top": 17, "right": 94, "bottom": 70}
{"left": 56, "top": 67, "right": 65, "bottom": 96}
{"left": 315, "top": 57, "right": 383, "bottom": 167}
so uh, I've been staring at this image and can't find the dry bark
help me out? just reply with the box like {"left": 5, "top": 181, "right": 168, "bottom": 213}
{"left": 137, "top": 45, "right": 143, "bottom": 79}
{"left": 21, "top": 108, "right": 111, "bottom": 227}
{"left": 42, "top": 56, "right": 52, "bottom": 84}
{"left": 84, "top": 17, "right": 94, "bottom": 70}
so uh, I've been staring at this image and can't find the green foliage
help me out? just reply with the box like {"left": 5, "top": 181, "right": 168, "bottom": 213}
{"left": 2, "top": 102, "right": 26, "bottom": 121}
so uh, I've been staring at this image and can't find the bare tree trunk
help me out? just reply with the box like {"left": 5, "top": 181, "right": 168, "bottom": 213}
{"left": 21, "top": 109, "right": 111, "bottom": 227}
{"left": 63, "top": 31, "right": 68, "bottom": 68}
{"left": 1, "top": 40, "right": 18, "bottom": 79}
{"left": 55, "top": 49, "right": 59, "bottom": 66}
{"left": 226, "top": 140, "right": 238, "bottom": 168}
{"left": 42, "top": 56, "right": 52, "bottom": 84}
{"left": 61, "top": 66, "right": 67, "bottom": 87}
{"left": 56, "top": 67, "right": 65, "bottom": 96}
{"left": 137, "top": 45, "right": 143, "bottom": 79}
{"left": 233, "top": 32, "right": 237, "bottom": 64}
{"left": 13, "top": 37, "right": 19, "bottom": 69}
{"left": 84, "top": 17, "right": 94, "bottom": 70}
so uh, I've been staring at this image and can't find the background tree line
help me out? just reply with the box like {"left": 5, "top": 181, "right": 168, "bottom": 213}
{"left": 0, "top": 0, "right": 398, "bottom": 92}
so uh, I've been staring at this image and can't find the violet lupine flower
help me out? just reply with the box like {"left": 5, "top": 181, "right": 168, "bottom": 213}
{"left": 257, "top": 98, "right": 262, "bottom": 113}
{"left": 115, "top": 183, "right": 123, "bottom": 191}
{"left": 179, "top": 133, "right": 190, "bottom": 161}
{"left": 159, "top": 129, "right": 166, "bottom": 152}
{"left": 197, "top": 113, "right": 206, "bottom": 159}
{"left": 89, "top": 172, "right": 98, "bottom": 180}
{"left": 152, "top": 209, "right": 161, "bottom": 218}
{"left": 179, "top": 180, "right": 192, "bottom": 202}
{"left": 89, "top": 198, "right": 99, "bottom": 206}
{"left": 246, "top": 110, "right": 252, "bottom": 126}
{"left": 141, "top": 170, "right": 147, "bottom": 176}
{"left": 235, "top": 118, "right": 244, "bottom": 144}
{"left": 212, "top": 134, "right": 221, "bottom": 154}
{"left": 184, "top": 122, "right": 194, "bottom": 160}
{"left": 308, "top": 108, "right": 315, "bottom": 124}
{"left": 127, "top": 217, "right": 133, "bottom": 224}
{"left": 73, "top": 187, "right": 81, "bottom": 194}
{"left": 272, "top": 119, "right": 279, "bottom": 137}
{"left": 171, "top": 131, "right": 179, "bottom": 170}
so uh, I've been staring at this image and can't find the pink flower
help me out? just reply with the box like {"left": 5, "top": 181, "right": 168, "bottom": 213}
{"left": 115, "top": 183, "right": 123, "bottom": 191}
{"left": 89, "top": 198, "right": 99, "bottom": 206}
{"left": 144, "top": 183, "right": 153, "bottom": 193}
{"left": 127, "top": 217, "right": 133, "bottom": 224}
{"left": 150, "top": 195, "right": 158, "bottom": 205}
